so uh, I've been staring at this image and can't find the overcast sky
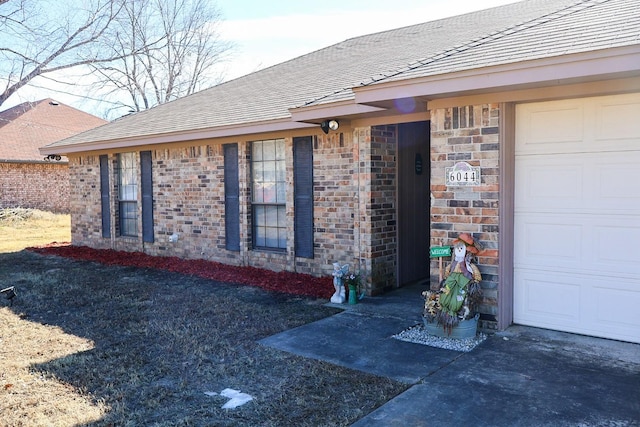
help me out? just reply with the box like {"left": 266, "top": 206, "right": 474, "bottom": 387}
{"left": 3, "top": 0, "right": 518, "bottom": 118}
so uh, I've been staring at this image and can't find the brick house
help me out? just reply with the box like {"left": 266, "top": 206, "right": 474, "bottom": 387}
{"left": 42, "top": 0, "right": 639, "bottom": 343}
{"left": 0, "top": 99, "right": 107, "bottom": 213}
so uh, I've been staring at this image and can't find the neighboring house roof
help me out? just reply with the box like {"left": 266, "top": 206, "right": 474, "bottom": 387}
{"left": 0, "top": 99, "right": 107, "bottom": 162}
{"left": 42, "top": 0, "right": 640, "bottom": 154}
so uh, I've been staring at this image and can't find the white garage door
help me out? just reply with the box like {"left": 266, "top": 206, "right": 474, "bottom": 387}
{"left": 514, "top": 93, "right": 640, "bottom": 344}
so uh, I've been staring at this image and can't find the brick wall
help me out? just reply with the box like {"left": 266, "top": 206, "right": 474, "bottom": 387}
{"left": 310, "top": 131, "right": 359, "bottom": 276}
{"left": 0, "top": 162, "right": 69, "bottom": 213}
{"left": 66, "top": 132, "right": 366, "bottom": 280}
{"left": 151, "top": 145, "right": 229, "bottom": 260}
{"left": 68, "top": 155, "right": 106, "bottom": 247}
{"left": 66, "top": 127, "right": 408, "bottom": 293}
{"left": 430, "top": 104, "right": 500, "bottom": 330}
{"left": 360, "top": 126, "right": 398, "bottom": 295}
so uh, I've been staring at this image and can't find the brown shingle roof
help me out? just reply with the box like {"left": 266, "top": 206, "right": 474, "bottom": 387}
{"left": 359, "top": 0, "right": 640, "bottom": 88}
{"left": 43, "top": 0, "right": 638, "bottom": 152}
{"left": 0, "top": 99, "right": 107, "bottom": 161}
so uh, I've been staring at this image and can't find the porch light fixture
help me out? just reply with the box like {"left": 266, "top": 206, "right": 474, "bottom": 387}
{"left": 44, "top": 154, "right": 62, "bottom": 162}
{"left": 320, "top": 119, "right": 339, "bottom": 134}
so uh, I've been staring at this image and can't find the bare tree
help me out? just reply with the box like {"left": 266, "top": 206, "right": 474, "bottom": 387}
{"left": 89, "top": 0, "right": 232, "bottom": 114}
{"left": 0, "top": 0, "right": 126, "bottom": 108}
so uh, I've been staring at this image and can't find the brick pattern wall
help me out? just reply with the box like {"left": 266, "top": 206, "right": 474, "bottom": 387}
{"left": 67, "top": 132, "right": 366, "bottom": 280}
{"left": 310, "top": 131, "right": 358, "bottom": 276}
{"left": 0, "top": 162, "right": 69, "bottom": 213}
{"left": 66, "top": 127, "right": 407, "bottom": 293}
{"left": 430, "top": 104, "right": 500, "bottom": 330}
{"left": 69, "top": 155, "right": 105, "bottom": 246}
{"left": 146, "top": 145, "right": 223, "bottom": 259}
{"left": 361, "top": 126, "right": 398, "bottom": 295}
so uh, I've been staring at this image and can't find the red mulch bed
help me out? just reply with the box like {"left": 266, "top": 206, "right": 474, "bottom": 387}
{"left": 28, "top": 243, "right": 334, "bottom": 299}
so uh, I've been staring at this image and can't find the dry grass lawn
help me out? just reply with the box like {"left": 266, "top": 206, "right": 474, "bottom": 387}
{"left": 0, "top": 208, "right": 70, "bottom": 253}
{"left": 0, "top": 210, "right": 407, "bottom": 426}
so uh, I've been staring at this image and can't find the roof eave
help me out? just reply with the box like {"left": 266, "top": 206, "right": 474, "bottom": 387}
{"left": 40, "top": 118, "right": 318, "bottom": 155}
{"left": 352, "top": 45, "right": 640, "bottom": 105}
{"left": 0, "top": 158, "right": 69, "bottom": 165}
{"left": 289, "top": 99, "right": 387, "bottom": 123}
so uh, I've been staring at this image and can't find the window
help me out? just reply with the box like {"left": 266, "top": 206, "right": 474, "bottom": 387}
{"left": 118, "top": 152, "right": 138, "bottom": 237}
{"left": 251, "top": 139, "right": 286, "bottom": 250}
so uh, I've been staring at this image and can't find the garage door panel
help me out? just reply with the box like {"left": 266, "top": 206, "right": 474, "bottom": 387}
{"left": 517, "top": 102, "right": 584, "bottom": 152}
{"left": 518, "top": 154, "right": 640, "bottom": 212}
{"left": 515, "top": 93, "right": 640, "bottom": 344}
{"left": 516, "top": 159, "right": 583, "bottom": 209}
{"left": 517, "top": 217, "right": 638, "bottom": 277}
{"left": 594, "top": 284, "right": 640, "bottom": 328}
{"left": 515, "top": 217, "right": 583, "bottom": 268}
{"left": 596, "top": 97, "right": 640, "bottom": 141}
{"left": 595, "top": 160, "right": 640, "bottom": 204}
{"left": 593, "top": 223, "right": 640, "bottom": 275}
{"left": 514, "top": 271, "right": 581, "bottom": 324}
{"left": 515, "top": 272, "right": 640, "bottom": 343}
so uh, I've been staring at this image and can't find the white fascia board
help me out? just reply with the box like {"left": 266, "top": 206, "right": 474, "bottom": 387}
{"left": 353, "top": 45, "right": 640, "bottom": 104}
{"left": 39, "top": 119, "right": 317, "bottom": 155}
{"left": 289, "top": 100, "right": 386, "bottom": 122}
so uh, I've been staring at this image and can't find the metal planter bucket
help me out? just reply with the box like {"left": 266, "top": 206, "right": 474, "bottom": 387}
{"left": 423, "top": 313, "right": 479, "bottom": 339}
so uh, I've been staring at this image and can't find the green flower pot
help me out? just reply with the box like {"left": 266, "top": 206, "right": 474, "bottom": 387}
{"left": 348, "top": 285, "right": 357, "bottom": 305}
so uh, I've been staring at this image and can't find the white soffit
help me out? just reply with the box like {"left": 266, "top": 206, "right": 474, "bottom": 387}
{"left": 289, "top": 101, "right": 386, "bottom": 123}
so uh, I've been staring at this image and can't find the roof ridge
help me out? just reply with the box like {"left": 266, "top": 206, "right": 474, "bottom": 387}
{"left": 0, "top": 98, "right": 106, "bottom": 133}
{"left": 358, "top": 0, "right": 611, "bottom": 87}
{"left": 0, "top": 100, "right": 38, "bottom": 124}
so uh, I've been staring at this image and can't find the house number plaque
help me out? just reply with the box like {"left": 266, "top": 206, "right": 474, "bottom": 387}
{"left": 445, "top": 161, "right": 480, "bottom": 186}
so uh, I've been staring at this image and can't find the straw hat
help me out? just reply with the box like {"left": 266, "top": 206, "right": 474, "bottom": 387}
{"left": 451, "top": 233, "right": 481, "bottom": 255}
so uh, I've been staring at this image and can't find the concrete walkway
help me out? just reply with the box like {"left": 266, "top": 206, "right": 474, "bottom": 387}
{"left": 259, "top": 282, "right": 640, "bottom": 426}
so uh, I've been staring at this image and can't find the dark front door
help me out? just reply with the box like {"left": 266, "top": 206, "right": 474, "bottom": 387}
{"left": 397, "top": 121, "right": 430, "bottom": 285}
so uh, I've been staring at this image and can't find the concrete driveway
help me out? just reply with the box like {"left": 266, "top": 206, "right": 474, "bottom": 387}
{"left": 260, "top": 283, "right": 640, "bottom": 426}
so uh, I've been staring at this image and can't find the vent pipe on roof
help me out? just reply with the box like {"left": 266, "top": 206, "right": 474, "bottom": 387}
{"left": 49, "top": 101, "right": 59, "bottom": 106}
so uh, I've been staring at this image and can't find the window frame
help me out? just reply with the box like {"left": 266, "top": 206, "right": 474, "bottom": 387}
{"left": 251, "top": 139, "right": 287, "bottom": 251}
{"left": 117, "top": 152, "right": 138, "bottom": 237}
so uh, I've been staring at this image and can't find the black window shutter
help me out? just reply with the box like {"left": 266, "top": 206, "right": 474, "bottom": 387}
{"left": 294, "top": 136, "right": 314, "bottom": 258}
{"left": 99, "top": 155, "right": 111, "bottom": 238}
{"left": 224, "top": 144, "right": 240, "bottom": 251}
{"left": 140, "top": 150, "right": 154, "bottom": 243}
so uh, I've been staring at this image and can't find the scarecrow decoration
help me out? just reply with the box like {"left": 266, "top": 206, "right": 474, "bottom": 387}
{"left": 423, "top": 233, "right": 483, "bottom": 334}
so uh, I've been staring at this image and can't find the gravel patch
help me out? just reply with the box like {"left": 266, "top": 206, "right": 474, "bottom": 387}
{"left": 393, "top": 324, "right": 487, "bottom": 352}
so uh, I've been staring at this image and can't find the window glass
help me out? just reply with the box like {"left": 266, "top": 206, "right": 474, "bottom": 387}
{"left": 263, "top": 160, "right": 275, "bottom": 182}
{"left": 265, "top": 226, "right": 278, "bottom": 248}
{"left": 251, "top": 183, "right": 261, "bottom": 203}
{"left": 262, "top": 139, "right": 276, "bottom": 161}
{"left": 276, "top": 160, "right": 285, "bottom": 181}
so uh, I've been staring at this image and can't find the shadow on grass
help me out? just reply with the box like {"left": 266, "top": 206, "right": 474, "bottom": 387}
{"left": 1, "top": 251, "right": 407, "bottom": 426}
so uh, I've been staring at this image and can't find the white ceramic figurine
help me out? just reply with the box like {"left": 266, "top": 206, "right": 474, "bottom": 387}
{"left": 330, "top": 262, "right": 349, "bottom": 303}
